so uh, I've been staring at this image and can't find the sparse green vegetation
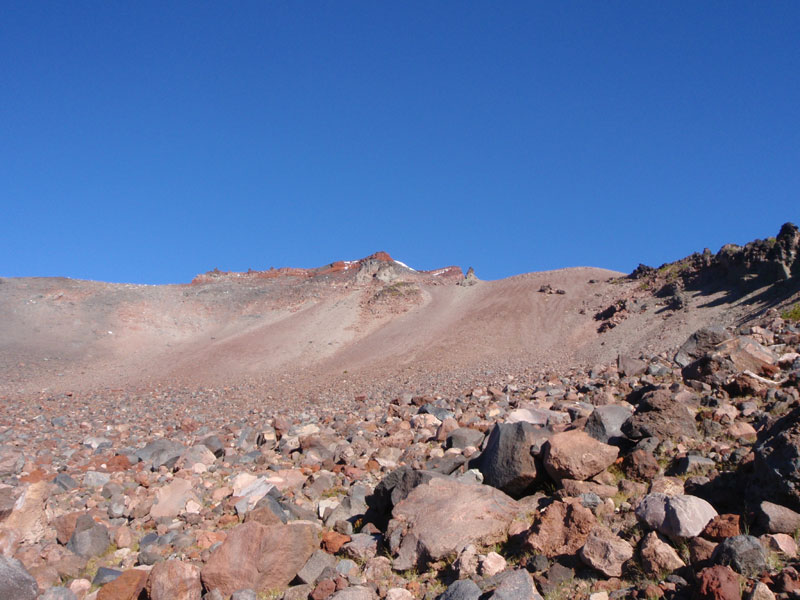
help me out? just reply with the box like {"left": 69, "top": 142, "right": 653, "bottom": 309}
{"left": 782, "top": 303, "right": 800, "bottom": 322}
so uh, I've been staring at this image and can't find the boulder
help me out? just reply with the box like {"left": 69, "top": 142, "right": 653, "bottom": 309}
{"left": 524, "top": 500, "right": 596, "bottom": 557}
{"left": 201, "top": 521, "right": 320, "bottom": 596}
{"left": 440, "top": 579, "right": 482, "bottom": 600}
{"left": 578, "top": 527, "right": 633, "bottom": 577}
{"left": 387, "top": 477, "right": 519, "bottom": 570}
{"left": 757, "top": 501, "right": 800, "bottom": 534}
{"left": 66, "top": 514, "right": 110, "bottom": 559}
{"left": 754, "top": 407, "right": 800, "bottom": 510}
{"left": 585, "top": 405, "right": 632, "bottom": 445}
{"left": 97, "top": 569, "right": 149, "bottom": 600}
{"left": 366, "top": 467, "right": 445, "bottom": 529}
{"left": 484, "top": 569, "right": 544, "bottom": 600}
{"left": 639, "top": 531, "right": 685, "bottom": 577}
{"left": 0, "top": 556, "right": 39, "bottom": 600}
{"left": 478, "top": 422, "right": 543, "bottom": 497}
{"left": 150, "top": 478, "right": 195, "bottom": 519}
{"left": 696, "top": 565, "right": 741, "bottom": 600}
{"left": 675, "top": 327, "right": 730, "bottom": 368}
{"left": 635, "top": 493, "right": 717, "bottom": 538}
{"left": 622, "top": 388, "right": 698, "bottom": 441}
{"left": 543, "top": 430, "right": 618, "bottom": 482}
{"left": 711, "top": 535, "right": 767, "bottom": 577}
{"left": 4, "top": 481, "right": 50, "bottom": 544}
{"left": 146, "top": 559, "right": 202, "bottom": 600}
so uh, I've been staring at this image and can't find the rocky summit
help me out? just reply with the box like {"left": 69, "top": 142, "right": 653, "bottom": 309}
{"left": 1, "top": 225, "right": 800, "bottom": 600}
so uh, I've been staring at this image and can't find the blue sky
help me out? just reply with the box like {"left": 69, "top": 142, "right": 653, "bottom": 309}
{"left": 2, "top": 2, "right": 798, "bottom": 283}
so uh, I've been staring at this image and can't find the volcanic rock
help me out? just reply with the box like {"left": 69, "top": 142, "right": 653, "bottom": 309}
{"left": 201, "top": 521, "right": 320, "bottom": 596}
{"left": 387, "top": 477, "right": 519, "bottom": 570}
{"left": 0, "top": 556, "right": 39, "bottom": 600}
{"left": 543, "top": 430, "right": 618, "bottom": 482}
{"left": 478, "top": 422, "right": 543, "bottom": 497}
{"left": 578, "top": 526, "right": 633, "bottom": 577}
{"left": 635, "top": 493, "right": 718, "bottom": 538}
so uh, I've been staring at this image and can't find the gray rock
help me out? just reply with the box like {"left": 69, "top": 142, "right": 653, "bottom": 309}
{"left": 136, "top": 438, "right": 185, "bottom": 470}
{"left": 754, "top": 406, "right": 800, "bottom": 510}
{"left": 622, "top": 388, "right": 698, "bottom": 441}
{"left": 635, "top": 493, "right": 717, "bottom": 538}
{"left": 711, "top": 535, "right": 767, "bottom": 576}
{"left": 618, "top": 355, "right": 647, "bottom": 377}
{"left": 40, "top": 587, "right": 78, "bottom": 600}
{"left": 447, "top": 428, "right": 485, "bottom": 450}
{"left": 366, "top": 467, "right": 445, "bottom": 528}
{"left": 296, "top": 549, "right": 337, "bottom": 585}
{"left": 53, "top": 473, "right": 79, "bottom": 492}
{"left": 419, "top": 404, "right": 455, "bottom": 422}
{"left": 757, "top": 501, "right": 800, "bottom": 534}
{"left": 674, "top": 326, "right": 729, "bottom": 367}
{"left": 83, "top": 471, "right": 110, "bottom": 487}
{"left": 585, "top": 405, "right": 633, "bottom": 445}
{"left": 66, "top": 514, "right": 110, "bottom": 558}
{"left": 0, "top": 486, "right": 16, "bottom": 521}
{"left": 0, "top": 556, "right": 39, "bottom": 600}
{"left": 92, "top": 566, "right": 123, "bottom": 586}
{"left": 673, "top": 455, "right": 715, "bottom": 476}
{"left": 231, "top": 591, "right": 259, "bottom": 600}
{"left": 477, "top": 422, "right": 544, "bottom": 497}
{"left": 485, "top": 569, "right": 544, "bottom": 600}
{"left": 342, "top": 533, "right": 381, "bottom": 562}
{"left": 0, "top": 446, "right": 24, "bottom": 477}
{"left": 441, "top": 579, "right": 482, "bottom": 600}
{"left": 201, "top": 435, "right": 225, "bottom": 458}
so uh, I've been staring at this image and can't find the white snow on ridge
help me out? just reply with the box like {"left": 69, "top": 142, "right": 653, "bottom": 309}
{"left": 393, "top": 259, "right": 416, "bottom": 272}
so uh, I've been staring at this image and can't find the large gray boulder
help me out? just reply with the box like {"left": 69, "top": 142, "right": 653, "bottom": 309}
{"left": 674, "top": 326, "right": 729, "bottom": 367}
{"left": 366, "top": 467, "right": 446, "bottom": 529}
{"left": 753, "top": 406, "right": 800, "bottom": 510}
{"left": 711, "top": 535, "right": 767, "bottom": 576}
{"left": 622, "top": 388, "right": 698, "bottom": 441}
{"left": 478, "top": 422, "right": 547, "bottom": 497}
{"left": 66, "top": 514, "right": 110, "bottom": 559}
{"left": 586, "top": 405, "right": 633, "bottom": 445}
{"left": 635, "top": 493, "right": 717, "bottom": 538}
{"left": 0, "top": 556, "right": 39, "bottom": 600}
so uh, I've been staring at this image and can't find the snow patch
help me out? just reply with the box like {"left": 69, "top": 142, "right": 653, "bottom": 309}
{"left": 393, "top": 260, "right": 416, "bottom": 272}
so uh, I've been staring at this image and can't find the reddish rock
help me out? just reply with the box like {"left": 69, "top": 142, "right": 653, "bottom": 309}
{"left": 703, "top": 514, "right": 741, "bottom": 541}
{"left": 201, "top": 521, "right": 320, "bottom": 597}
{"left": 696, "top": 565, "right": 741, "bottom": 600}
{"left": 525, "top": 500, "right": 597, "bottom": 557}
{"left": 690, "top": 537, "right": 719, "bottom": 565}
{"left": 312, "top": 579, "right": 337, "bottom": 600}
{"left": 622, "top": 450, "right": 660, "bottom": 482}
{"left": 387, "top": 477, "right": 520, "bottom": 570}
{"left": 97, "top": 569, "right": 149, "bottom": 600}
{"left": 244, "top": 506, "right": 284, "bottom": 527}
{"left": 54, "top": 512, "right": 81, "bottom": 545}
{"left": 146, "top": 559, "right": 202, "bottom": 600}
{"left": 322, "top": 530, "right": 351, "bottom": 554}
{"left": 543, "top": 430, "right": 619, "bottom": 482}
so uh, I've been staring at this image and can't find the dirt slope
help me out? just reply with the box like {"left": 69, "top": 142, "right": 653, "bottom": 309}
{"left": 4, "top": 248, "right": 790, "bottom": 401}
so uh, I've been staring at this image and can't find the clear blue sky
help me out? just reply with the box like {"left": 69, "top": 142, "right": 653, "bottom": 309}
{"left": 2, "top": 2, "right": 798, "bottom": 283}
